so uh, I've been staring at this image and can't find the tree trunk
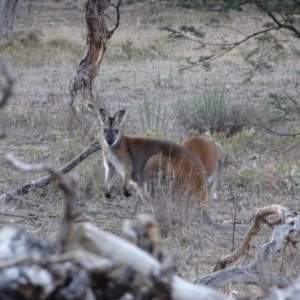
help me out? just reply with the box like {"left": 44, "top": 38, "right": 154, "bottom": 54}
{"left": 0, "top": 0, "right": 21, "bottom": 38}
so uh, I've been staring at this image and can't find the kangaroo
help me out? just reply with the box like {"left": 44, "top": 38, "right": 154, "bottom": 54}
{"left": 98, "top": 109, "right": 209, "bottom": 210}
{"left": 144, "top": 135, "right": 223, "bottom": 201}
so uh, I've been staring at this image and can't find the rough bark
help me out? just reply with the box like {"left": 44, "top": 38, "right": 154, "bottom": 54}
{"left": 0, "top": 0, "right": 21, "bottom": 38}
{"left": 69, "top": 0, "right": 121, "bottom": 108}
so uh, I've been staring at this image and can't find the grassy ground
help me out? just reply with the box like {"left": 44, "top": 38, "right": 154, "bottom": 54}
{"left": 1, "top": 1, "right": 300, "bottom": 297}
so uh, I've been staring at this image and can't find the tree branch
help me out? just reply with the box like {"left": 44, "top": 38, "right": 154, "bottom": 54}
{"left": 253, "top": 111, "right": 300, "bottom": 137}
{"left": 177, "top": 27, "right": 277, "bottom": 71}
{"left": 194, "top": 205, "right": 300, "bottom": 293}
{"left": 0, "top": 141, "right": 101, "bottom": 201}
{"left": 267, "top": 12, "right": 300, "bottom": 39}
{"left": 213, "top": 205, "right": 297, "bottom": 270}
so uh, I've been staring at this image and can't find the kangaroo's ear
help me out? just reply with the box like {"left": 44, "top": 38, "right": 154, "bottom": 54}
{"left": 114, "top": 110, "right": 126, "bottom": 124}
{"left": 99, "top": 109, "right": 109, "bottom": 123}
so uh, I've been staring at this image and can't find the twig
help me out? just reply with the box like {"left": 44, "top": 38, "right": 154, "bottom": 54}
{"left": 228, "top": 183, "right": 237, "bottom": 252}
{"left": 0, "top": 212, "right": 44, "bottom": 221}
{"left": 0, "top": 190, "right": 43, "bottom": 207}
{"left": 253, "top": 111, "right": 300, "bottom": 137}
{"left": 267, "top": 11, "right": 300, "bottom": 38}
{"left": 178, "top": 27, "right": 276, "bottom": 71}
{"left": 280, "top": 139, "right": 300, "bottom": 155}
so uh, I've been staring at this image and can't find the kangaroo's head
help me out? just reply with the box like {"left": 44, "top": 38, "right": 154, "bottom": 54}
{"left": 99, "top": 109, "right": 126, "bottom": 147}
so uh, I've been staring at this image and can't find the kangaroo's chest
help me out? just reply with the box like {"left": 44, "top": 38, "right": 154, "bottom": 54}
{"left": 104, "top": 148, "right": 125, "bottom": 177}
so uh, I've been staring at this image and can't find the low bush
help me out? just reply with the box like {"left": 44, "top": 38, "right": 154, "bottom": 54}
{"left": 175, "top": 85, "right": 252, "bottom": 137}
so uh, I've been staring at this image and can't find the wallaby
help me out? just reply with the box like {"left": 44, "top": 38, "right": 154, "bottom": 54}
{"left": 99, "top": 109, "right": 261, "bottom": 234}
{"left": 144, "top": 135, "right": 223, "bottom": 201}
{"left": 181, "top": 136, "right": 223, "bottom": 199}
{"left": 98, "top": 109, "right": 209, "bottom": 210}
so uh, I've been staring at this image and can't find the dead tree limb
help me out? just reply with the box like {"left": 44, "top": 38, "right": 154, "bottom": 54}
{"left": 69, "top": 0, "right": 121, "bottom": 107}
{"left": 70, "top": 222, "right": 227, "bottom": 300}
{"left": 214, "top": 205, "right": 292, "bottom": 271}
{"left": 195, "top": 263, "right": 291, "bottom": 290}
{"left": 0, "top": 141, "right": 101, "bottom": 201}
{"left": 193, "top": 206, "right": 300, "bottom": 293}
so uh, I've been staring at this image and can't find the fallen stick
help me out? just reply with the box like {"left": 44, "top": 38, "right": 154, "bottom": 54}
{"left": 0, "top": 141, "right": 101, "bottom": 201}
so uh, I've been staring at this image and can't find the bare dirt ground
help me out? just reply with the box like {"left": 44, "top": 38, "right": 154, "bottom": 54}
{"left": 1, "top": 1, "right": 300, "bottom": 297}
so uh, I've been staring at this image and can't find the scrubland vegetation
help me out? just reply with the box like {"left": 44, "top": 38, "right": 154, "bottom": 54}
{"left": 1, "top": 1, "right": 300, "bottom": 298}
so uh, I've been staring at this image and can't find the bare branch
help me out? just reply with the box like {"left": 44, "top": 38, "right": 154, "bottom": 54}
{"left": 0, "top": 141, "right": 101, "bottom": 201}
{"left": 267, "top": 12, "right": 300, "bottom": 39}
{"left": 253, "top": 112, "right": 300, "bottom": 137}
{"left": 107, "top": 0, "right": 121, "bottom": 36}
{"left": 0, "top": 190, "right": 43, "bottom": 207}
{"left": 193, "top": 206, "right": 300, "bottom": 292}
{"left": 195, "top": 263, "right": 291, "bottom": 291}
{"left": 0, "top": 211, "right": 44, "bottom": 221}
{"left": 214, "top": 205, "right": 298, "bottom": 271}
{"left": 178, "top": 27, "right": 276, "bottom": 71}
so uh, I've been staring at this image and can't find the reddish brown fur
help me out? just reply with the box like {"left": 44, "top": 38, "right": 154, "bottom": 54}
{"left": 181, "top": 136, "right": 223, "bottom": 188}
{"left": 99, "top": 109, "right": 209, "bottom": 209}
{"left": 145, "top": 135, "right": 223, "bottom": 201}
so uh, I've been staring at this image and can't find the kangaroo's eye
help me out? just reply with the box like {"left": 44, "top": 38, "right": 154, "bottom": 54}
{"left": 115, "top": 129, "right": 119, "bottom": 134}
{"left": 103, "top": 129, "right": 107, "bottom": 133}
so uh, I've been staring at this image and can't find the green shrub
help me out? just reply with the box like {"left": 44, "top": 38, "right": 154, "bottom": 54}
{"left": 175, "top": 86, "right": 252, "bottom": 137}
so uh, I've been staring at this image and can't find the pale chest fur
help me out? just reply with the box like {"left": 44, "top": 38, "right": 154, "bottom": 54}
{"left": 103, "top": 147, "right": 125, "bottom": 177}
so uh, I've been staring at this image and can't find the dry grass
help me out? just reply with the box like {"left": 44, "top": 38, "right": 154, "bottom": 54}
{"left": 0, "top": 1, "right": 300, "bottom": 297}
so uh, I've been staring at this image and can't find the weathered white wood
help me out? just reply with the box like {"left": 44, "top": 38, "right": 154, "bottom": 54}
{"left": 194, "top": 206, "right": 300, "bottom": 293}
{"left": 214, "top": 205, "right": 297, "bottom": 270}
{"left": 70, "top": 223, "right": 228, "bottom": 300}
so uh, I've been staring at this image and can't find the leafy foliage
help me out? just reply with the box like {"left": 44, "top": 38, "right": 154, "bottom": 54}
{"left": 159, "top": 25, "right": 205, "bottom": 39}
{"left": 162, "top": 0, "right": 300, "bottom": 76}
{"left": 267, "top": 91, "right": 300, "bottom": 123}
